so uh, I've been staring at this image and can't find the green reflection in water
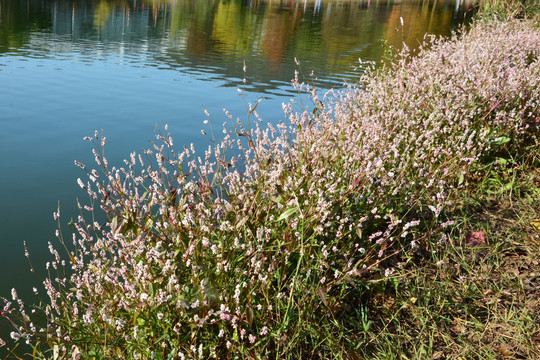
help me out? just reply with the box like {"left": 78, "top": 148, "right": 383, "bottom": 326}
{"left": 0, "top": 0, "right": 477, "bottom": 89}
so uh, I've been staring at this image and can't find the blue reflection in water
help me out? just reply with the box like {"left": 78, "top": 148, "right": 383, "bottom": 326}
{"left": 0, "top": 0, "right": 475, "bottom": 304}
{"left": 0, "top": 51, "right": 289, "bottom": 312}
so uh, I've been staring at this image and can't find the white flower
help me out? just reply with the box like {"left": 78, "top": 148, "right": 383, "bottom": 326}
{"left": 384, "top": 268, "right": 395, "bottom": 277}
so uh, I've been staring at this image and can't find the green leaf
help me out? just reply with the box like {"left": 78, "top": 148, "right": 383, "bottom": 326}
{"left": 236, "top": 216, "right": 248, "bottom": 230}
{"left": 167, "top": 349, "right": 177, "bottom": 360}
{"left": 110, "top": 216, "right": 118, "bottom": 233}
{"left": 272, "top": 195, "right": 283, "bottom": 204}
{"left": 248, "top": 307, "right": 254, "bottom": 327}
{"left": 145, "top": 217, "right": 154, "bottom": 231}
{"left": 140, "top": 191, "right": 148, "bottom": 202}
{"left": 491, "top": 136, "right": 510, "bottom": 145}
{"left": 531, "top": 219, "right": 540, "bottom": 232}
{"left": 278, "top": 207, "right": 298, "bottom": 221}
{"left": 68, "top": 218, "right": 75, "bottom": 231}
{"left": 458, "top": 173, "right": 464, "bottom": 186}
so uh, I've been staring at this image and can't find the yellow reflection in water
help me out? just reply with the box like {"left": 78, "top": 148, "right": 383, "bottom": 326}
{"left": 212, "top": 0, "right": 261, "bottom": 57}
{"left": 383, "top": 0, "right": 458, "bottom": 51}
{"left": 138, "top": 0, "right": 475, "bottom": 76}
{"left": 94, "top": 0, "right": 113, "bottom": 31}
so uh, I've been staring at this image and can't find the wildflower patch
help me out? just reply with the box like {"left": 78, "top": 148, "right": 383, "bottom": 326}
{"left": 1, "top": 19, "right": 539, "bottom": 359}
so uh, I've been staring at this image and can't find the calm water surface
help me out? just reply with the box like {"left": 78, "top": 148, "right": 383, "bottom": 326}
{"left": 0, "top": 0, "right": 475, "bottom": 306}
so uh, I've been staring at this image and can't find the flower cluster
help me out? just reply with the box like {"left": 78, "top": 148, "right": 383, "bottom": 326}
{"left": 1, "top": 19, "right": 538, "bottom": 359}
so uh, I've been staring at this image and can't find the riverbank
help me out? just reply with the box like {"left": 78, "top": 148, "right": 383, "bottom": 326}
{"left": 361, "top": 132, "right": 539, "bottom": 359}
{"left": 1, "top": 14, "right": 539, "bottom": 360}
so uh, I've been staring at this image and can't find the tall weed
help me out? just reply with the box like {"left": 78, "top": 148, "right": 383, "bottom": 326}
{"left": 1, "top": 20, "right": 539, "bottom": 359}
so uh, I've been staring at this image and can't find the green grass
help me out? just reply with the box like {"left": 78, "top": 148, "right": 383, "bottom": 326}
{"left": 477, "top": 0, "right": 540, "bottom": 21}
{"left": 356, "top": 143, "right": 540, "bottom": 359}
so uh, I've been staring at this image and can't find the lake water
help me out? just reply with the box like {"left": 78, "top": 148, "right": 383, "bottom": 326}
{"left": 0, "top": 0, "right": 475, "bottom": 310}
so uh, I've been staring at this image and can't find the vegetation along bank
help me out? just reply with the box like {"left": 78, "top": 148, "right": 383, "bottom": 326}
{"left": 1, "top": 15, "right": 539, "bottom": 360}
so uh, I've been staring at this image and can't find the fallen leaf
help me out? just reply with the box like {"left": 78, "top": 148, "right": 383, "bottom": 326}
{"left": 450, "top": 322, "right": 467, "bottom": 335}
{"left": 497, "top": 346, "right": 512, "bottom": 356}
{"left": 531, "top": 219, "right": 540, "bottom": 232}
{"left": 465, "top": 231, "right": 486, "bottom": 247}
{"left": 432, "top": 351, "right": 444, "bottom": 360}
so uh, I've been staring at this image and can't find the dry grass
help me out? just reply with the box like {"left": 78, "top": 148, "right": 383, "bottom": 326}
{"left": 477, "top": 0, "right": 540, "bottom": 20}
{"left": 357, "top": 149, "right": 540, "bottom": 359}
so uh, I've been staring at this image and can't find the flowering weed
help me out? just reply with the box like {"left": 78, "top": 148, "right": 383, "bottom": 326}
{"left": 1, "top": 19, "right": 539, "bottom": 359}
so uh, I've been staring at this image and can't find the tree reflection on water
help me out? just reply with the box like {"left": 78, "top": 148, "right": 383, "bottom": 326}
{"left": 0, "top": 0, "right": 476, "bottom": 91}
